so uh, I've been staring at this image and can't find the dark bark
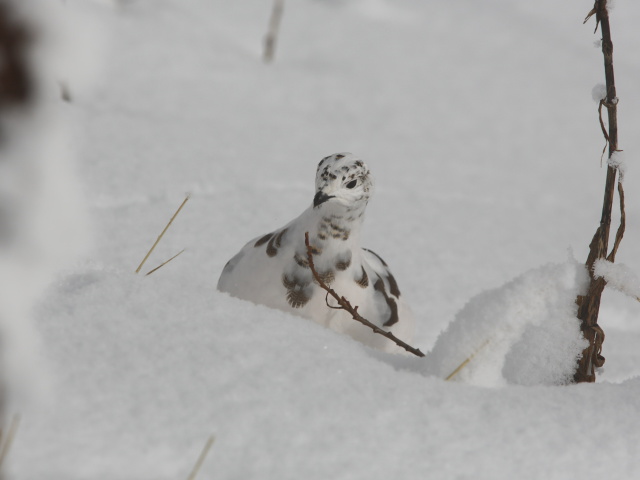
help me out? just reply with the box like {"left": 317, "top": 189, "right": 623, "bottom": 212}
{"left": 574, "top": 0, "right": 624, "bottom": 383}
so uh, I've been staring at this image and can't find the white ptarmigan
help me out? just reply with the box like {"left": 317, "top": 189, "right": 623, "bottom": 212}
{"left": 217, "top": 153, "right": 415, "bottom": 353}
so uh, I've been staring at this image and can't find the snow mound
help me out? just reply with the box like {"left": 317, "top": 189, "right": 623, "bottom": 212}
{"left": 423, "top": 260, "right": 590, "bottom": 387}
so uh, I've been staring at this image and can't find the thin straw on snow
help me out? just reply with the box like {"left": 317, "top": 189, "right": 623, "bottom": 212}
{"left": 145, "top": 249, "right": 185, "bottom": 276}
{"left": 185, "top": 435, "right": 215, "bottom": 480}
{"left": 445, "top": 339, "right": 490, "bottom": 381}
{"left": 135, "top": 195, "right": 190, "bottom": 274}
{"left": 0, "top": 414, "right": 20, "bottom": 468}
{"left": 594, "top": 259, "right": 640, "bottom": 301}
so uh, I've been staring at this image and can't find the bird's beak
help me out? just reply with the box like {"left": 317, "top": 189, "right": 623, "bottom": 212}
{"left": 313, "top": 191, "right": 334, "bottom": 208}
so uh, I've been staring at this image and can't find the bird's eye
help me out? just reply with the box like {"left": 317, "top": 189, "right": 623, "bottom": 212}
{"left": 346, "top": 179, "right": 357, "bottom": 189}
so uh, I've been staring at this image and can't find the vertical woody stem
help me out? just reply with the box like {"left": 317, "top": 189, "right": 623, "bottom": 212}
{"left": 574, "top": 0, "right": 623, "bottom": 383}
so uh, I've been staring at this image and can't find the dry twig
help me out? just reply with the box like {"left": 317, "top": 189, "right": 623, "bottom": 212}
{"left": 135, "top": 195, "right": 190, "bottom": 274}
{"left": 575, "top": 0, "right": 625, "bottom": 383}
{"left": 606, "top": 181, "right": 625, "bottom": 263}
{"left": 304, "top": 232, "right": 425, "bottom": 357}
{"left": 598, "top": 99, "right": 609, "bottom": 164}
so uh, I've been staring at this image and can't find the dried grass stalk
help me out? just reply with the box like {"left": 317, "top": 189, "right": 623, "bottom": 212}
{"left": 135, "top": 195, "right": 190, "bottom": 274}
{"left": 186, "top": 435, "right": 215, "bottom": 480}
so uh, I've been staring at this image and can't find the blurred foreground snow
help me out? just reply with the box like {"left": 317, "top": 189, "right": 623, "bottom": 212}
{"left": 0, "top": 0, "right": 99, "bottom": 413}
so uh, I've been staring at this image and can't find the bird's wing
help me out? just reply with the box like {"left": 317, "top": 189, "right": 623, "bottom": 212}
{"left": 217, "top": 226, "right": 292, "bottom": 295}
{"left": 360, "top": 248, "right": 404, "bottom": 328}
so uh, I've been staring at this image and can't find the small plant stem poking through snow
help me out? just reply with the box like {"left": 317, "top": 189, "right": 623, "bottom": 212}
{"left": 0, "top": 414, "right": 20, "bottom": 469}
{"left": 445, "top": 340, "right": 490, "bottom": 381}
{"left": 185, "top": 435, "right": 215, "bottom": 480}
{"left": 145, "top": 249, "right": 185, "bottom": 276}
{"left": 575, "top": 0, "right": 626, "bottom": 383}
{"left": 135, "top": 195, "right": 190, "bottom": 274}
{"left": 263, "top": 0, "right": 284, "bottom": 63}
{"left": 304, "top": 232, "right": 425, "bottom": 357}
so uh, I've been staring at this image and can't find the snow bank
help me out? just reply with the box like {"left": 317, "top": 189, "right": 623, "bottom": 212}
{"left": 423, "top": 260, "right": 589, "bottom": 386}
{"left": 10, "top": 260, "right": 640, "bottom": 480}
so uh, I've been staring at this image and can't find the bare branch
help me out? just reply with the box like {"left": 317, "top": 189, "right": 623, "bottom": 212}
{"left": 304, "top": 232, "right": 425, "bottom": 357}
{"left": 583, "top": 7, "right": 597, "bottom": 26}
{"left": 575, "top": 0, "right": 624, "bottom": 383}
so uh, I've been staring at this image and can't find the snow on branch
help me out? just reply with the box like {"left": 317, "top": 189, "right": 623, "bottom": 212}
{"left": 593, "top": 259, "right": 640, "bottom": 302}
{"left": 575, "top": 0, "right": 626, "bottom": 383}
{"left": 608, "top": 150, "right": 626, "bottom": 183}
{"left": 592, "top": 83, "right": 607, "bottom": 102}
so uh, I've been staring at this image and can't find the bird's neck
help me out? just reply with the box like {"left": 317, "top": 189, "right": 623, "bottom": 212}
{"left": 313, "top": 212, "right": 360, "bottom": 243}
{"left": 300, "top": 206, "right": 365, "bottom": 272}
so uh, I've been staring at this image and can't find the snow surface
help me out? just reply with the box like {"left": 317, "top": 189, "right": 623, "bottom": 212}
{"left": 7, "top": 0, "right": 640, "bottom": 478}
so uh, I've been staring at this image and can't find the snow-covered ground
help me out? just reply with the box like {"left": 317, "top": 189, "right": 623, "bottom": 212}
{"left": 7, "top": 0, "right": 640, "bottom": 478}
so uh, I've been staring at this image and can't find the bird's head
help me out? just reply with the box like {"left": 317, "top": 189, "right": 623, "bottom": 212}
{"left": 313, "top": 153, "right": 374, "bottom": 213}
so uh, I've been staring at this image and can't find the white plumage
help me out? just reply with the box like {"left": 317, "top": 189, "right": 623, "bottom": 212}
{"left": 217, "top": 153, "right": 414, "bottom": 353}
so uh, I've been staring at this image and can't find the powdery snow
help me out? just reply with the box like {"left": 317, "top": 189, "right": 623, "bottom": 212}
{"left": 423, "top": 260, "right": 589, "bottom": 387}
